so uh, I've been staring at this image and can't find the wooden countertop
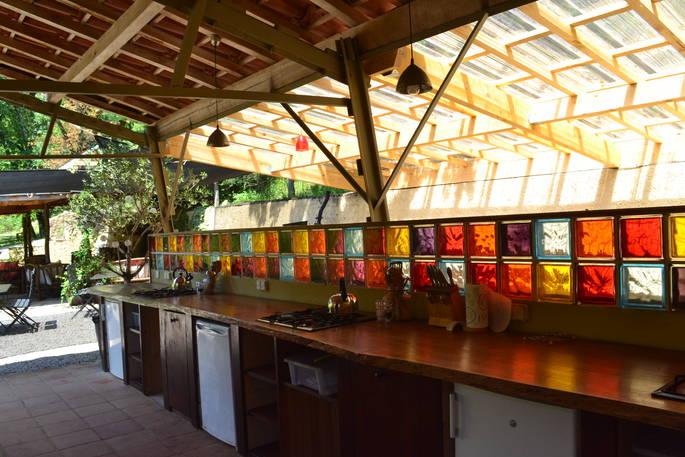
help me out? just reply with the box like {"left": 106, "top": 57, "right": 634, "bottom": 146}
{"left": 91, "top": 284, "right": 685, "bottom": 432}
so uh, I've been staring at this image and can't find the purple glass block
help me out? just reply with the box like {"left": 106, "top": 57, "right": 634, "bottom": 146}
{"left": 412, "top": 226, "right": 435, "bottom": 256}
{"left": 503, "top": 223, "right": 531, "bottom": 256}
{"left": 345, "top": 260, "right": 365, "bottom": 288}
{"left": 674, "top": 267, "right": 685, "bottom": 308}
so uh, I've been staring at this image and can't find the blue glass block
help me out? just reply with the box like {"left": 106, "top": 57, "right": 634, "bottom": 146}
{"left": 344, "top": 227, "right": 363, "bottom": 256}
{"left": 240, "top": 232, "right": 253, "bottom": 255}
{"left": 280, "top": 256, "right": 294, "bottom": 281}
{"left": 388, "top": 258, "right": 411, "bottom": 290}
{"left": 438, "top": 260, "right": 466, "bottom": 295}
{"left": 620, "top": 264, "right": 665, "bottom": 310}
{"left": 535, "top": 219, "right": 571, "bottom": 260}
{"left": 155, "top": 254, "right": 164, "bottom": 271}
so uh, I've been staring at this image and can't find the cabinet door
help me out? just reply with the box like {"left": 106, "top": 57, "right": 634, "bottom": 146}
{"left": 163, "top": 310, "right": 191, "bottom": 417}
{"left": 453, "top": 384, "right": 577, "bottom": 457}
{"left": 280, "top": 384, "right": 339, "bottom": 457}
{"left": 104, "top": 300, "right": 124, "bottom": 380}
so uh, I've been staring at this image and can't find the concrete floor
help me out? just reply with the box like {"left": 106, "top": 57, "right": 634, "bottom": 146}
{"left": 0, "top": 362, "right": 239, "bottom": 457}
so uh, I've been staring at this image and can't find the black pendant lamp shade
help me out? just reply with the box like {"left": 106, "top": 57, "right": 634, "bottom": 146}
{"left": 207, "top": 34, "right": 229, "bottom": 148}
{"left": 396, "top": 0, "right": 432, "bottom": 95}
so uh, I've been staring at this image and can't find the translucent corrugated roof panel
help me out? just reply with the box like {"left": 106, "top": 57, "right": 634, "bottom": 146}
{"left": 656, "top": 0, "right": 685, "bottom": 31}
{"left": 382, "top": 113, "right": 419, "bottom": 129}
{"left": 556, "top": 63, "right": 621, "bottom": 90}
{"left": 602, "top": 129, "right": 642, "bottom": 141}
{"left": 291, "top": 84, "right": 340, "bottom": 98}
{"left": 460, "top": 55, "right": 528, "bottom": 82}
{"left": 421, "top": 144, "right": 469, "bottom": 156}
{"left": 648, "top": 121, "right": 685, "bottom": 139}
{"left": 573, "top": 115, "right": 625, "bottom": 131}
{"left": 512, "top": 35, "right": 586, "bottom": 69}
{"left": 489, "top": 132, "right": 530, "bottom": 144}
{"left": 413, "top": 105, "right": 470, "bottom": 121}
{"left": 576, "top": 11, "right": 659, "bottom": 49}
{"left": 480, "top": 10, "right": 545, "bottom": 43}
{"left": 306, "top": 109, "right": 352, "bottom": 124}
{"left": 323, "top": 130, "right": 356, "bottom": 143}
{"left": 502, "top": 78, "right": 566, "bottom": 100}
{"left": 617, "top": 46, "right": 685, "bottom": 78}
{"left": 538, "top": 0, "right": 627, "bottom": 20}
{"left": 278, "top": 117, "right": 325, "bottom": 133}
{"left": 254, "top": 126, "right": 295, "bottom": 141}
{"left": 624, "top": 106, "right": 677, "bottom": 125}
{"left": 222, "top": 118, "right": 255, "bottom": 129}
{"left": 242, "top": 107, "right": 280, "bottom": 121}
{"left": 415, "top": 32, "right": 484, "bottom": 63}
{"left": 517, "top": 142, "right": 554, "bottom": 153}
{"left": 370, "top": 86, "right": 426, "bottom": 108}
{"left": 454, "top": 138, "right": 494, "bottom": 150}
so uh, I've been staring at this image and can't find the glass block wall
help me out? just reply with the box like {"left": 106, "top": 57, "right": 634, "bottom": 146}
{"left": 149, "top": 209, "right": 685, "bottom": 311}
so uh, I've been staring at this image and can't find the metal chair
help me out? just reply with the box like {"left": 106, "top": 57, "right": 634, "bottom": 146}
{"left": 0, "top": 267, "right": 38, "bottom": 333}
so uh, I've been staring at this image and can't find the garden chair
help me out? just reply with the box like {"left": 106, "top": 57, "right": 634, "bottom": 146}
{"left": 0, "top": 266, "right": 38, "bottom": 333}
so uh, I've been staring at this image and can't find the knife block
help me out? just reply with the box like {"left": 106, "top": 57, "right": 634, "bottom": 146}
{"left": 426, "top": 286, "right": 465, "bottom": 329}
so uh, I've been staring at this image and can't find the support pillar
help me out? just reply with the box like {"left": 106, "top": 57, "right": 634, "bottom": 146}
{"left": 340, "top": 37, "right": 389, "bottom": 222}
{"left": 145, "top": 126, "right": 173, "bottom": 233}
{"left": 43, "top": 206, "right": 50, "bottom": 263}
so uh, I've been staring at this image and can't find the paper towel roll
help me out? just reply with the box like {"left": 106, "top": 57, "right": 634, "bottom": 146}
{"left": 465, "top": 284, "right": 488, "bottom": 331}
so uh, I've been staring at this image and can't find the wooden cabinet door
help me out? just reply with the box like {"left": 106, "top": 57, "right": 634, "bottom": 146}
{"left": 163, "top": 310, "right": 191, "bottom": 417}
{"left": 338, "top": 361, "right": 443, "bottom": 457}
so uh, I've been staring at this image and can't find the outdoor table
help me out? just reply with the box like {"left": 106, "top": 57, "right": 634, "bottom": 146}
{"left": 0, "top": 284, "right": 10, "bottom": 294}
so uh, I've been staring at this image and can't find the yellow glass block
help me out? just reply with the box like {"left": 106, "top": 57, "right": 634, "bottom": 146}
{"left": 253, "top": 232, "right": 266, "bottom": 254}
{"left": 538, "top": 264, "right": 572, "bottom": 303}
{"left": 185, "top": 255, "right": 194, "bottom": 272}
{"left": 293, "top": 230, "right": 309, "bottom": 255}
{"left": 672, "top": 217, "right": 685, "bottom": 258}
{"left": 221, "top": 255, "right": 231, "bottom": 275}
{"left": 169, "top": 236, "right": 176, "bottom": 252}
{"left": 386, "top": 226, "right": 410, "bottom": 256}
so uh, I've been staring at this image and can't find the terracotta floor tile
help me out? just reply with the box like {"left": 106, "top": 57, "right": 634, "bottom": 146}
{"left": 117, "top": 441, "right": 179, "bottom": 457}
{"left": 105, "top": 430, "right": 158, "bottom": 452}
{"left": 74, "top": 401, "right": 115, "bottom": 418}
{"left": 0, "top": 425, "right": 47, "bottom": 447}
{"left": 181, "top": 443, "right": 240, "bottom": 457}
{"left": 64, "top": 393, "right": 107, "bottom": 409}
{"left": 60, "top": 440, "right": 113, "bottom": 457}
{"left": 51, "top": 429, "right": 100, "bottom": 450}
{"left": 93, "top": 418, "right": 143, "bottom": 440}
{"left": 162, "top": 431, "right": 220, "bottom": 454}
{"left": 42, "top": 418, "right": 90, "bottom": 438}
{"left": 84, "top": 410, "right": 129, "bottom": 428}
{"left": 3, "top": 438, "right": 56, "bottom": 457}
{"left": 35, "top": 409, "right": 79, "bottom": 426}
{"left": 23, "top": 392, "right": 62, "bottom": 408}
{"left": 28, "top": 400, "right": 70, "bottom": 417}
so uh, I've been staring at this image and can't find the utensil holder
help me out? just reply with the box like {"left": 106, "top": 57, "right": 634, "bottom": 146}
{"left": 426, "top": 286, "right": 464, "bottom": 329}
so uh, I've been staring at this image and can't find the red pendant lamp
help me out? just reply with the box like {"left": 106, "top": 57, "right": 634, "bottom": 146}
{"left": 295, "top": 134, "right": 309, "bottom": 152}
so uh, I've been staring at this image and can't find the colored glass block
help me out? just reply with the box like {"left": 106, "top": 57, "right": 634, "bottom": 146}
{"left": 309, "top": 230, "right": 326, "bottom": 255}
{"left": 327, "top": 259, "right": 345, "bottom": 285}
{"left": 310, "top": 258, "right": 326, "bottom": 283}
{"left": 576, "top": 219, "right": 614, "bottom": 258}
{"left": 253, "top": 232, "right": 266, "bottom": 254}
{"left": 221, "top": 256, "right": 231, "bottom": 276}
{"left": 183, "top": 235, "right": 192, "bottom": 252}
{"left": 502, "top": 223, "right": 531, "bottom": 256}
{"left": 293, "top": 230, "right": 309, "bottom": 255}
{"left": 241, "top": 257, "right": 254, "bottom": 278}
{"left": 202, "top": 235, "right": 210, "bottom": 252}
{"left": 240, "top": 232, "right": 253, "bottom": 255}
{"left": 412, "top": 261, "right": 435, "bottom": 291}
{"left": 386, "top": 226, "right": 410, "bottom": 257}
{"left": 279, "top": 231, "right": 293, "bottom": 253}
{"left": 537, "top": 263, "right": 572, "bottom": 303}
{"left": 280, "top": 256, "right": 294, "bottom": 281}
{"left": 326, "top": 229, "right": 344, "bottom": 255}
{"left": 344, "top": 227, "right": 364, "bottom": 257}
{"left": 366, "top": 259, "right": 388, "bottom": 289}
{"left": 471, "top": 263, "right": 497, "bottom": 291}
{"left": 267, "top": 257, "right": 280, "bottom": 279}
{"left": 185, "top": 255, "right": 194, "bottom": 272}
{"left": 502, "top": 263, "right": 532, "bottom": 298}
{"left": 221, "top": 234, "right": 231, "bottom": 253}
{"left": 192, "top": 235, "right": 202, "bottom": 252}
{"left": 169, "top": 236, "right": 177, "bottom": 252}
{"left": 438, "top": 224, "right": 464, "bottom": 256}
{"left": 535, "top": 219, "right": 571, "bottom": 259}
{"left": 672, "top": 217, "right": 685, "bottom": 258}
{"left": 364, "top": 227, "right": 385, "bottom": 255}
{"left": 578, "top": 265, "right": 615, "bottom": 305}
{"left": 346, "top": 259, "right": 365, "bottom": 287}
{"left": 412, "top": 226, "right": 435, "bottom": 256}
{"left": 155, "top": 254, "right": 163, "bottom": 271}
{"left": 210, "top": 234, "right": 220, "bottom": 252}
{"left": 295, "top": 257, "right": 311, "bottom": 282}
{"left": 388, "top": 259, "right": 411, "bottom": 290}
{"left": 177, "top": 256, "right": 186, "bottom": 270}
{"left": 620, "top": 217, "right": 662, "bottom": 258}
{"left": 230, "top": 257, "right": 242, "bottom": 276}
{"left": 162, "top": 237, "right": 168, "bottom": 252}
{"left": 266, "top": 232, "right": 279, "bottom": 254}
{"left": 194, "top": 255, "right": 206, "bottom": 272}
{"left": 210, "top": 255, "right": 220, "bottom": 272}
{"left": 230, "top": 233, "right": 240, "bottom": 253}
{"left": 254, "top": 257, "right": 267, "bottom": 279}
{"left": 152, "top": 237, "right": 160, "bottom": 252}
{"left": 620, "top": 264, "right": 665, "bottom": 309}
{"left": 177, "top": 236, "right": 185, "bottom": 253}
{"left": 672, "top": 267, "right": 685, "bottom": 308}
{"left": 438, "top": 260, "right": 465, "bottom": 291}
{"left": 469, "top": 224, "right": 496, "bottom": 257}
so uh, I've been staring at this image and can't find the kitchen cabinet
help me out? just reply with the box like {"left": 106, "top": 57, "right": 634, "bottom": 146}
{"left": 451, "top": 383, "right": 577, "bottom": 457}
{"left": 337, "top": 360, "right": 444, "bottom": 457}
{"left": 122, "top": 303, "right": 161, "bottom": 395}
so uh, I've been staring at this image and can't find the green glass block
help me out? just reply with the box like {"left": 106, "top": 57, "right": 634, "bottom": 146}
{"left": 162, "top": 236, "right": 169, "bottom": 252}
{"left": 210, "top": 234, "right": 221, "bottom": 252}
{"left": 184, "top": 235, "right": 192, "bottom": 252}
{"left": 279, "top": 231, "right": 293, "bottom": 253}
{"left": 310, "top": 257, "right": 326, "bottom": 283}
{"left": 230, "top": 233, "right": 240, "bottom": 253}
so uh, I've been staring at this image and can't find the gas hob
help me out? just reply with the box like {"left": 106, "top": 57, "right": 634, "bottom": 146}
{"left": 133, "top": 287, "right": 196, "bottom": 298}
{"left": 257, "top": 309, "right": 372, "bottom": 332}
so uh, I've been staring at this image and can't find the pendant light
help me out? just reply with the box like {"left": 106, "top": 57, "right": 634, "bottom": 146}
{"left": 295, "top": 134, "right": 309, "bottom": 152}
{"left": 207, "top": 34, "right": 230, "bottom": 148}
{"left": 396, "top": 0, "right": 432, "bottom": 95}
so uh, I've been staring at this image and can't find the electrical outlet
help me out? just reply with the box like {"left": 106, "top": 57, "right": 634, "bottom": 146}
{"left": 255, "top": 279, "right": 269, "bottom": 291}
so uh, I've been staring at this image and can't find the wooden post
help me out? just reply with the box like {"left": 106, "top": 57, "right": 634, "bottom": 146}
{"left": 339, "top": 37, "right": 389, "bottom": 222}
{"left": 146, "top": 126, "right": 173, "bottom": 233}
{"left": 43, "top": 206, "right": 50, "bottom": 263}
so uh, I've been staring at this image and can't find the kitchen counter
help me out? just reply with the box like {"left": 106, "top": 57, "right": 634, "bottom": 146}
{"left": 91, "top": 283, "right": 685, "bottom": 432}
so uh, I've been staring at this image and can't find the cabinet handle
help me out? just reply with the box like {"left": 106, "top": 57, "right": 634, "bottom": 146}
{"left": 373, "top": 371, "right": 383, "bottom": 378}
{"left": 449, "top": 393, "right": 459, "bottom": 438}
{"left": 170, "top": 317, "right": 178, "bottom": 323}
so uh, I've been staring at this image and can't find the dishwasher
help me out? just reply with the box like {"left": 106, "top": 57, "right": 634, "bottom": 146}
{"left": 195, "top": 320, "right": 236, "bottom": 446}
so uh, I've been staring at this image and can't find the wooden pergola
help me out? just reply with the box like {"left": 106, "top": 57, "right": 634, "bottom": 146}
{"left": 0, "top": 0, "right": 683, "bottom": 225}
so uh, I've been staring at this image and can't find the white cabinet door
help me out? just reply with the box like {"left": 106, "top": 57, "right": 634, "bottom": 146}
{"left": 104, "top": 299, "right": 124, "bottom": 380}
{"left": 453, "top": 384, "right": 576, "bottom": 457}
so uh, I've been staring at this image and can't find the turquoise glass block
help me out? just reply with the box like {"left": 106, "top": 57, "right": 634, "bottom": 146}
{"left": 280, "top": 256, "right": 295, "bottom": 281}
{"left": 620, "top": 264, "right": 665, "bottom": 310}
{"left": 240, "top": 232, "right": 253, "bottom": 255}
{"left": 155, "top": 254, "right": 164, "bottom": 271}
{"left": 344, "top": 227, "right": 363, "bottom": 256}
{"left": 388, "top": 258, "right": 411, "bottom": 290}
{"left": 438, "top": 260, "right": 466, "bottom": 295}
{"left": 535, "top": 219, "right": 571, "bottom": 260}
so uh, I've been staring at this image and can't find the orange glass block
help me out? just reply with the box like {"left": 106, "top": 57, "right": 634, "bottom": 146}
{"left": 620, "top": 217, "right": 662, "bottom": 258}
{"left": 438, "top": 224, "right": 464, "bottom": 256}
{"left": 386, "top": 226, "right": 410, "bottom": 257}
{"left": 538, "top": 264, "right": 572, "bottom": 303}
{"left": 242, "top": 257, "right": 254, "bottom": 278}
{"left": 254, "top": 257, "right": 267, "bottom": 279}
{"left": 202, "top": 235, "right": 210, "bottom": 252}
{"left": 671, "top": 217, "right": 685, "bottom": 258}
{"left": 327, "top": 259, "right": 345, "bottom": 285}
{"left": 221, "top": 234, "right": 231, "bottom": 252}
{"left": 309, "top": 230, "right": 326, "bottom": 255}
{"left": 295, "top": 257, "right": 311, "bottom": 282}
{"left": 192, "top": 235, "right": 202, "bottom": 253}
{"left": 364, "top": 227, "right": 385, "bottom": 255}
{"left": 221, "top": 256, "right": 231, "bottom": 276}
{"left": 576, "top": 219, "right": 614, "bottom": 258}
{"left": 154, "top": 237, "right": 162, "bottom": 252}
{"left": 253, "top": 232, "right": 266, "bottom": 254}
{"left": 293, "top": 230, "right": 309, "bottom": 255}
{"left": 469, "top": 224, "right": 496, "bottom": 257}
{"left": 502, "top": 263, "right": 532, "bottom": 298}
{"left": 471, "top": 263, "right": 497, "bottom": 291}
{"left": 194, "top": 255, "right": 205, "bottom": 272}
{"left": 412, "top": 261, "right": 435, "bottom": 291}
{"left": 177, "top": 236, "right": 185, "bottom": 252}
{"left": 231, "top": 257, "right": 242, "bottom": 276}
{"left": 169, "top": 236, "right": 176, "bottom": 252}
{"left": 265, "top": 231, "right": 279, "bottom": 254}
{"left": 366, "top": 259, "right": 387, "bottom": 289}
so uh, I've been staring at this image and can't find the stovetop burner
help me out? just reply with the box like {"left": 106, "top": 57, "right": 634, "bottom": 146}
{"left": 133, "top": 288, "right": 196, "bottom": 298}
{"left": 257, "top": 308, "right": 372, "bottom": 332}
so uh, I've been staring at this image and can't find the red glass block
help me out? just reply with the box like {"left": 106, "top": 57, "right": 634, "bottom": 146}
{"left": 267, "top": 257, "right": 280, "bottom": 279}
{"left": 621, "top": 217, "right": 662, "bottom": 258}
{"left": 231, "top": 257, "right": 242, "bottom": 276}
{"left": 502, "top": 263, "right": 532, "bottom": 298}
{"left": 163, "top": 255, "right": 171, "bottom": 270}
{"left": 364, "top": 227, "right": 386, "bottom": 255}
{"left": 412, "top": 261, "right": 435, "bottom": 291}
{"left": 366, "top": 259, "right": 387, "bottom": 289}
{"left": 469, "top": 224, "right": 496, "bottom": 257}
{"left": 202, "top": 235, "right": 210, "bottom": 252}
{"left": 265, "top": 232, "right": 279, "bottom": 254}
{"left": 295, "top": 257, "right": 311, "bottom": 282}
{"left": 578, "top": 265, "right": 615, "bottom": 305}
{"left": 327, "top": 229, "right": 344, "bottom": 255}
{"left": 221, "top": 234, "right": 231, "bottom": 252}
{"left": 345, "top": 260, "right": 365, "bottom": 287}
{"left": 471, "top": 263, "right": 497, "bottom": 291}
{"left": 576, "top": 219, "right": 614, "bottom": 258}
{"left": 295, "top": 135, "right": 309, "bottom": 152}
{"left": 177, "top": 236, "right": 185, "bottom": 252}
{"left": 242, "top": 257, "right": 254, "bottom": 278}
{"left": 309, "top": 230, "right": 326, "bottom": 255}
{"left": 327, "top": 259, "right": 345, "bottom": 285}
{"left": 438, "top": 224, "right": 464, "bottom": 256}
{"left": 254, "top": 257, "right": 267, "bottom": 279}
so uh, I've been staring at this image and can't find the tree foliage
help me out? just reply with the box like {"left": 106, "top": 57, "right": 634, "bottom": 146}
{"left": 218, "top": 174, "right": 345, "bottom": 205}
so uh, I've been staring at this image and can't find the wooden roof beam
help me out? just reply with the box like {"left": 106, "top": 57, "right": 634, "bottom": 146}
{"left": 626, "top": 0, "right": 685, "bottom": 55}
{"left": 171, "top": 0, "right": 206, "bottom": 88}
{"left": 310, "top": 0, "right": 371, "bottom": 27}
